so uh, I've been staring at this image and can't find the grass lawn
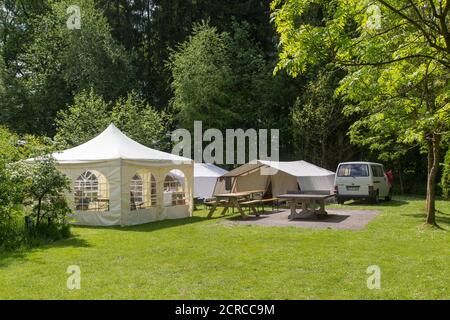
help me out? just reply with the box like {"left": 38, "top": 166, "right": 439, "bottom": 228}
{"left": 0, "top": 195, "right": 449, "bottom": 299}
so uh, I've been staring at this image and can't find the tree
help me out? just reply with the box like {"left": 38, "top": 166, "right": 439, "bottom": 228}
{"left": 54, "top": 90, "right": 170, "bottom": 149}
{"left": 0, "top": 159, "right": 23, "bottom": 224}
{"left": 8, "top": 157, "right": 71, "bottom": 227}
{"left": 0, "top": 125, "right": 60, "bottom": 246}
{"left": 441, "top": 148, "right": 450, "bottom": 199}
{"left": 96, "top": 0, "right": 277, "bottom": 109}
{"left": 0, "top": 126, "right": 21, "bottom": 163}
{"left": 111, "top": 91, "right": 171, "bottom": 149}
{"left": 54, "top": 89, "right": 111, "bottom": 148}
{"left": 292, "top": 69, "right": 361, "bottom": 169}
{"left": 168, "top": 22, "right": 237, "bottom": 131}
{"left": 168, "top": 21, "right": 297, "bottom": 136}
{"left": 1, "top": 0, "right": 135, "bottom": 135}
{"left": 271, "top": 0, "right": 450, "bottom": 225}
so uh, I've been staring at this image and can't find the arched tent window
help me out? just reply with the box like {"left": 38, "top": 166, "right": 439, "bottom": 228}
{"left": 163, "top": 170, "right": 186, "bottom": 206}
{"left": 130, "top": 170, "right": 157, "bottom": 211}
{"left": 74, "top": 170, "right": 109, "bottom": 212}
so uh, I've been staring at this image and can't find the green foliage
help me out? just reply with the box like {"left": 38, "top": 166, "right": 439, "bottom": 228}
{"left": 54, "top": 90, "right": 170, "bottom": 149}
{"left": 97, "top": 0, "right": 276, "bottom": 109}
{"left": 168, "top": 22, "right": 236, "bottom": 130}
{"left": 441, "top": 148, "right": 450, "bottom": 199}
{"left": 54, "top": 89, "right": 111, "bottom": 148}
{"left": 272, "top": 0, "right": 450, "bottom": 222}
{"left": 0, "top": 217, "right": 26, "bottom": 252}
{"left": 8, "top": 157, "right": 71, "bottom": 227}
{"left": 272, "top": 0, "right": 450, "bottom": 151}
{"left": 0, "top": 125, "right": 56, "bottom": 163}
{"left": 1, "top": 0, "right": 135, "bottom": 134}
{"left": 168, "top": 21, "right": 297, "bottom": 133}
{"left": 292, "top": 69, "right": 359, "bottom": 168}
{"left": 111, "top": 91, "right": 172, "bottom": 149}
{"left": 1, "top": 151, "right": 72, "bottom": 251}
{"left": 0, "top": 126, "right": 21, "bottom": 163}
{"left": 340, "top": 60, "right": 449, "bottom": 160}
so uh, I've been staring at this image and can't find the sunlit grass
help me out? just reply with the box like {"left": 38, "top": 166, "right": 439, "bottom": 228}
{"left": 0, "top": 195, "right": 449, "bottom": 299}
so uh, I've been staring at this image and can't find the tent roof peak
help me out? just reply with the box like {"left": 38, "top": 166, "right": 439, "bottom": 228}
{"left": 50, "top": 124, "right": 192, "bottom": 164}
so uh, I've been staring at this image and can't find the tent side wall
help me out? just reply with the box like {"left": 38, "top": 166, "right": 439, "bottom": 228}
{"left": 230, "top": 167, "right": 334, "bottom": 196}
{"left": 212, "top": 177, "right": 227, "bottom": 196}
{"left": 234, "top": 169, "right": 268, "bottom": 192}
{"left": 194, "top": 176, "right": 217, "bottom": 199}
{"left": 57, "top": 160, "right": 123, "bottom": 226}
{"left": 297, "top": 174, "right": 335, "bottom": 193}
{"left": 271, "top": 170, "right": 300, "bottom": 196}
{"left": 121, "top": 161, "right": 193, "bottom": 226}
{"left": 57, "top": 160, "right": 193, "bottom": 226}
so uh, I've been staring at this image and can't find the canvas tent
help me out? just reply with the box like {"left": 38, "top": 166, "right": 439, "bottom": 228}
{"left": 46, "top": 124, "right": 193, "bottom": 226}
{"left": 214, "top": 160, "right": 335, "bottom": 197}
{"left": 166, "top": 163, "right": 228, "bottom": 199}
{"left": 193, "top": 163, "right": 228, "bottom": 199}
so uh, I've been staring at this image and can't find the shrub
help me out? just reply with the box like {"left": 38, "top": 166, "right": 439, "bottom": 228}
{"left": 8, "top": 156, "right": 72, "bottom": 227}
{"left": 1, "top": 157, "right": 72, "bottom": 251}
{"left": 0, "top": 217, "right": 25, "bottom": 251}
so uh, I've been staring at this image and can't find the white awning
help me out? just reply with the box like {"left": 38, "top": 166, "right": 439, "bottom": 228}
{"left": 223, "top": 160, "right": 334, "bottom": 178}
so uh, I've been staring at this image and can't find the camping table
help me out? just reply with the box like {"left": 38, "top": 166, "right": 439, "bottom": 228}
{"left": 207, "top": 190, "right": 265, "bottom": 218}
{"left": 277, "top": 194, "right": 335, "bottom": 219}
{"left": 96, "top": 198, "right": 110, "bottom": 211}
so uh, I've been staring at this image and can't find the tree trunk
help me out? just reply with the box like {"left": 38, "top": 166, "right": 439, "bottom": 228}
{"left": 426, "top": 134, "right": 440, "bottom": 225}
{"left": 397, "top": 161, "right": 404, "bottom": 194}
{"left": 36, "top": 198, "right": 42, "bottom": 227}
{"left": 321, "top": 135, "right": 326, "bottom": 168}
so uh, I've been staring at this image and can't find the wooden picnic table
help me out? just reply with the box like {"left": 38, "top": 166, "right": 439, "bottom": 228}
{"left": 207, "top": 190, "right": 265, "bottom": 218}
{"left": 277, "top": 194, "right": 335, "bottom": 219}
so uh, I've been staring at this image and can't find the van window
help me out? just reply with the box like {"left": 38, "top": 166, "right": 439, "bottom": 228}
{"left": 337, "top": 164, "right": 369, "bottom": 177}
{"left": 371, "top": 165, "right": 384, "bottom": 177}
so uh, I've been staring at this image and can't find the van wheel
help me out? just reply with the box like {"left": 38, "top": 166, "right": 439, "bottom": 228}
{"left": 385, "top": 189, "right": 392, "bottom": 201}
{"left": 337, "top": 197, "right": 345, "bottom": 205}
{"left": 371, "top": 192, "right": 379, "bottom": 204}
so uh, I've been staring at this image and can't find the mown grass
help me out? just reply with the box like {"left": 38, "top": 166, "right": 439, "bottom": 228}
{"left": 0, "top": 195, "right": 449, "bottom": 299}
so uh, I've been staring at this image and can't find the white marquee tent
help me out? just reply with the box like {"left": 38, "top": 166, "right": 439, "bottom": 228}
{"left": 166, "top": 163, "right": 228, "bottom": 199}
{"left": 214, "top": 160, "right": 335, "bottom": 196}
{"left": 193, "top": 163, "right": 228, "bottom": 199}
{"left": 48, "top": 124, "right": 193, "bottom": 226}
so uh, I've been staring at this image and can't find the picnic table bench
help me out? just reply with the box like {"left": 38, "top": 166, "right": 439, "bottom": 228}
{"left": 277, "top": 193, "right": 335, "bottom": 219}
{"left": 207, "top": 190, "right": 265, "bottom": 218}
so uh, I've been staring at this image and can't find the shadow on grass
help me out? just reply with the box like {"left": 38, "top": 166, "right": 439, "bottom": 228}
{"left": 344, "top": 199, "right": 409, "bottom": 207}
{"left": 73, "top": 215, "right": 216, "bottom": 233}
{"left": 0, "top": 234, "right": 91, "bottom": 268}
{"left": 227, "top": 213, "right": 351, "bottom": 224}
{"left": 400, "top": 212, "right": 450, "bottom": 230}
{"left": 436, "top": 209, "right": 450, "bottom": 216}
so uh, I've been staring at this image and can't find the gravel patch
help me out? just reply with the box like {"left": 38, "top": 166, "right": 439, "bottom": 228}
{"left": 220, "top": 209, "right": 380, "bottom": 230}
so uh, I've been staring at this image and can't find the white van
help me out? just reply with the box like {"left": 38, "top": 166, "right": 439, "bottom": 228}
{"left": 334, "top": 162, "right": 392, "bottom": 204}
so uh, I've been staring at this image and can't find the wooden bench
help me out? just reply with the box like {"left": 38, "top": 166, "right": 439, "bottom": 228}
{"left": 239, "top": 199, "right": 262, "bottom": 216}
{"left": 260, "top": 197, "right": 284, "bottom": 213}
{"left": 204, "top": 199, "right": 227, "bottom": 207}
